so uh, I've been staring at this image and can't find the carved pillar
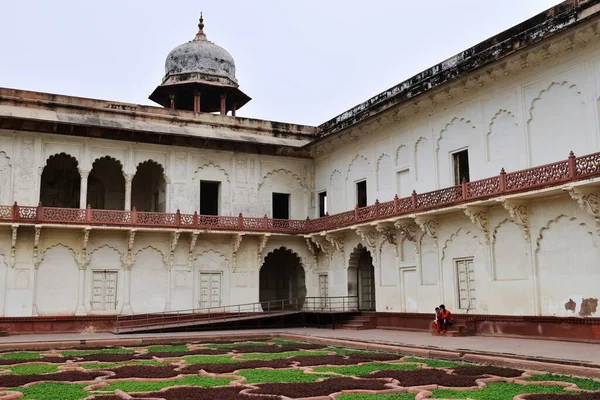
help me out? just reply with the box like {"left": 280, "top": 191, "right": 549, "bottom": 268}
{"left": 124, "top": 173, "right": 133, "bottom": 211}
{"left": 74, "top": 263, "right": 88, "bottom": 316}
{"left": 79, "top": 169, "right": 90, "bottom": 209}
{"left": 121, "top": 264, "right": 133, "bottom": 314}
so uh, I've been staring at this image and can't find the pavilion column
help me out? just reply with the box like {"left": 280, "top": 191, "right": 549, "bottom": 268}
{"left": 74, "top": 265, "right": 87, "bottom": 316}
{"left": 220, "top": 94, "right": 227, "bottom": 116}
{"left": 193, "top": 92, "right": 201, "bottom": 113}
{"left": 79, "top": 169, "right": 89, "bottom": 209}
{"left": 169, "top": 94, "right": 176, "bottom": 110}
{"left": 232, "top": 103, "right": 237, "bottom": 117}
{"left": 124, "top": 173, "right": 133, "bottom": 211}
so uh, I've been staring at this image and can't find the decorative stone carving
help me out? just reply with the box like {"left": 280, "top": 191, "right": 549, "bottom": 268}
{"left": 414, "top": 217, "right": 438, "bottom": 245}
{"left": 164, "top": 230, "right": 181, "bottom": 270}
{"left": 462, "top": 206, "right": 490, "bottom": 244}
{"left": 120, "top": 229, "right": 136, "bottom": 270}
{"left": 311, "top": 235, "right": 330, "bottom": 256}
{"left": 376, "top": 223, "right": 397, "bottom": 245}
{"left": 32, "top": 225, "right": 42, "bottom": 269}
{"left": 501, "top": 200, "right": 530, "bottom": 241}
{"left": 355, "top": 227, "right": 377, "bottom": 253}
{"left": 394, "top": 220, "right": 419, "bottom": 254}
{"left": 188, "top": 231, "right": 200, "bottom": 269}
{"left": 326, "top": 234, "right": 344, "bottom": 254}
{"left": 175, "top": 152, "right": 187, "bottom": 179}
{"left": 567, "top": 187, "right": 600, "bottom": 232}
{"left": 76, "top": 227, "right": 92, "bottom": 269}
{"left": 9, "top": 224, "right": 17, "bottom": 267}
{"left": 304, "top": 237, "right": 318, "bottom": 264}
{"left": 257, "top": 234, "right": 270, "bottom": 265}
{"left": 232, "top": 233, "right": 244, "bottom": 270}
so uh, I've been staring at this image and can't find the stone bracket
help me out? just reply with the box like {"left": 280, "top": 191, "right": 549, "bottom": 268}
{"left": 164, "top": 230, "right": 181, "bottom": 270}
{"left": 32, "top": 225, "right": 42, "bottom": 269}
{"left": 76, "top": 227, "right": 92, "bottom": 270}
{"left": 394, "top": 220, "right": 418, "bottom": 254}
{"left": 187, "top": 231, "right": 200, "bottom": 269}
{"left": 376, "top": 222, "right": 398, "bottom": 257}
{"left": 121, "top": 229, "right": 136, "bottom": 270}
{"left": 566, "top": 187, "right": 600, "bottom": 232}
{"left": 9, "top": 224, "right": 18, "bottom": 268}
{"left": 500, "top": 200, "right": 530, "bottom": 242}
{"left": 414, "top": 216, "right": 438, "bottom": 246}
{"left": 354, "top": 226, "right": 377, "bottom": 254}
{"left": 462, "top": 206, "right": 490, "bottom": 244}
{"left": 310, "top": 235, "right": 331, "bottom": 257}
{"left": 257, "top": 234, "right": 270, "bottom": 265}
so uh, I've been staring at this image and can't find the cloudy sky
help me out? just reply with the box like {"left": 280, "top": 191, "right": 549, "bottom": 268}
{"left": 1, "top": 1, "right": 561, "bottom": 126}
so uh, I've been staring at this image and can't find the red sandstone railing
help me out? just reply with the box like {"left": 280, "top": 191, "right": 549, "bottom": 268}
{"left": 0, "top": 151, "right": 597, "bottom": 234}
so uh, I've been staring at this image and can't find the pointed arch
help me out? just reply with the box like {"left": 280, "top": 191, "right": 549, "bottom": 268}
{"left": 345, "top": 154, "right": 371, "bottom": 181}
{"left": 193, "top": 249, "right": 230, "bottom": 268}
{"left": 134, "top": 245, "right": 165, "bottom": 260}
{"left": 132, "top": 160, "right": 167, "bottom": 212}
{"left": 89, "top": 244, "right": 122, "bottom": 257}
{"left": 258, "top": 169, "right": 305, "bottom": 190}
{"left": 436, "top": 117, "right": 475, "bottom": 151}
{"left": 329, "top": 169, "right": 342, "bottom": 185}
{"left": 535, "top": 215, "right": 595, "bottom": 253}
{"left": 528, "top": 81, "right": 583, "bottom": 123}
{"left": 259, "top": 247, "right": 306, "bottom": 310}
{"left": 40, "top": 153, "right": 81, "bottom": 208}
{"left": 193, "top": 162, "right": 231, "bottom": 183}
{"left": 395, "top": 144, "right": 409, "bottom": 165}
{"left": 440, "top": 227, "right": 482, "bottom": 261}
{"left": 89, "top": 156, "right": 125, "bottom": 210}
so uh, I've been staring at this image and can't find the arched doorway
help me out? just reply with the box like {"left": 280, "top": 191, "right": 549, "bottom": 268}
{"left": 348, "top": 245, "right": 376, "bottom": 311}
{"left": 88, "top": 157, "right": 125, "bottom": 209}
{"left": 131, "top": 160, "right": 166, "bottom": 212}
{"left": 259, "top": 247, "right": 306, "bottom": 311}
{"left": 40, "top": 153, "right": 80, "bottom": 208}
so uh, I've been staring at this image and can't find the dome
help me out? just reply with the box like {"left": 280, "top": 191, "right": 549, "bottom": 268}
{"left": 162, "top": 15, "right": 238, "bottom": 87}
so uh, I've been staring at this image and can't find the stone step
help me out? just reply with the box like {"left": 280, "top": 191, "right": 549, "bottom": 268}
{"left": 341, "top": 323, "right": 370, "bottom": 330}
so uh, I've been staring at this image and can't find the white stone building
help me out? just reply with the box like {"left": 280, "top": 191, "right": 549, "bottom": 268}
{"left": 0, "top": 2, "right": 599, "bottom": 331}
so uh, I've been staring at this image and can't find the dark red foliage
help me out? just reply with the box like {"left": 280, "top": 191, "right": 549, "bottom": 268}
{"left": 228, "top": 344, "right": 325, "bottom": 353}
{"left": 180, "top": 359, "right": 292, "bottom": 374}
{"left": 248, "top": 377, "right": 391, "bottom": 397}
{"left": 0, "top": 370, "right": 110, "bottom": 387}
{"left": 0, "top": 357, "right": 74, "bottom": 365}
{"left": 76, "top": 353, "right": 154, "bottom": 362}
{"left": 150, "top": 348, "right": 231, "bottom": 357}
{"left": 451, "top": 365, "right": 524, "bottom": 378}
{"left": 364, "top": 369, "right": 479, "bottom": 387}
{"left": 129, "top": 386, "right": 278, "bottom": 400}
{"left": 106, "top": 365, "right": 182, "bottom": 379}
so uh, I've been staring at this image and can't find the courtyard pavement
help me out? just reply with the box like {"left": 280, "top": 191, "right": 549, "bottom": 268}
{"left": 1, "top": 328, "right": 598, "bottom": 367}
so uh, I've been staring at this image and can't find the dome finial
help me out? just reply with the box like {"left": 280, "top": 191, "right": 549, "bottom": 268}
{"left": 194, "top": 12, "right": 207, "bottom": 41}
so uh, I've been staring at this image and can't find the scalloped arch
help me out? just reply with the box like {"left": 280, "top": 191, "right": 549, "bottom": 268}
{"left": 193, "top": 162, "right": 230, "bottom": 183}
{"left": 376, "top": 153, "right": 391, "bottom": 172}
{"left": 488, "top": 110, "right": 518, "bottom": 136}
{"left": 436, "top": 117, "right": 475, "bottom": 151}
{"left": 535, "top": 215, "right": 594, "bottom": 253}
{"left": 260, "top": 246, "right": 305, "bottom": 270}
{"left": 441, "top": 228, "right": 481, "bottom": 261}
{"left": 527, "top": 81, "right": 583, "bottom": 123}
{"left": 134, "top": 159, "right": 170, "bottom": 183}
{"left": 134, "top": 245, "right": 165, "bottom": 259}
{"left": 491, "top": 218, "right": 518, "bottom": 245}
{"left": 258, "top": 169, "right": 305, "bottom": 190}
{"left": 193, "top": 249, "right": 230, "bottom": 268}
{"left": 395, "top": 144, "right": 409, "bottom": 165}
{"left": 44, "top": 152, "right": 80, "bottom": 167}
{"left": 39, "top": 243, "right": 77, "bottom": 262}
{"left": 329, "top": 169, "right": 342, "bottom": 185}
{"left": 89, "top": 244, "right": 122, "bottom": 257}
{"left": 348, "top": 243, "right": 372, "bottom": 269}
{"left": 91, "top": 156, "right": 124, "bottom": 173}
{"left": 346, "top": 154, "right": 370, "bottom": 181}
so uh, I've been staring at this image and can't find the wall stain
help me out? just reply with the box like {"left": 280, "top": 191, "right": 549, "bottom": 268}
{"left": 564, "top": 298, "right": 576, "bottom": 312}
{"left": 579, "top": 298, "right": 598, "bottom": 317}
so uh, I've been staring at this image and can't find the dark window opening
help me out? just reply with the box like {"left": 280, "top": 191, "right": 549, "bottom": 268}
{"left": 200, "top": 181, "right": 220, "bottom": 215}
{"left": 318, "top": 191, "right": 327, "bottom": 217}
{"left": 453, "top": 150, "right": 470, "bottom": 185}
{"left": 356, "top": 180, "right": 367, "bottom": 208}
{"left": 272, "top": 193, "right": 290, "bottom": 220}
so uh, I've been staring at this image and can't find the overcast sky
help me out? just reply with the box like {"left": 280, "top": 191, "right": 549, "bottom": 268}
{"left": 0, "top": 1, "right": 562, "bottom": 126}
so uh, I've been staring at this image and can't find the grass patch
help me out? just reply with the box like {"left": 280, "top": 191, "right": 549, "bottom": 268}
{"left": 60, "top": 348, "right": 134, "bottom": 357}
{"left": 9, "top": 363, "right": 59, "bottom": 375}
{"left": 403, "top": 357, "right": 466, "bottom": 368}
{"left": 241, "top": 350, "right": 331, "bottom": 360}
{"left": 103, "top": 375, "right": 233, "bottom": 392}
{"left": 527, "top": 373, "right": 600, "bottom": 391}
{"left": 80, "top": 360, "right": 169, "bottom": 370}
{"left": 431, "top": 382, "right": 568, "bottom": 399}
{"left": 338, "top": 394, "right": 416, "bottom": 400}
{"left": 10, "top": 382, "right": 88, "bottom": 400}
{"left": 237, "top": 368, "right": 321, "bottom": 383}
{"left": 146, "top": 345, "right": 189, "bottom": 353}
{"left": 0, "top": 352, "right": 41, "bottom": 360}
{"left": 182, "top": 355, "right": 238, "bottom": 364}
{"left": 314, "top": 363, "right": 419, "bottom": 376}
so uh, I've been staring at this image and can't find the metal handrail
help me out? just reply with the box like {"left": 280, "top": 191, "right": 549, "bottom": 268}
{"left": 114, "top": 296, "right": 359, "bottom": 333}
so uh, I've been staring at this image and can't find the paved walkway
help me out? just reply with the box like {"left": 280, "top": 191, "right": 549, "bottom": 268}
{"left": 2, "top": 328, "right": 599, "bottom": 366}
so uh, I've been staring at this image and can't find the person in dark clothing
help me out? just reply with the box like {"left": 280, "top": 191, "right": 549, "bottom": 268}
{"left": 437, "top": 304, "right": 454, "bottom": 334}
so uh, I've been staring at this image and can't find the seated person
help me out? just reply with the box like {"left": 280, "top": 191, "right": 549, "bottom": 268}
{"left": 437, "top": 304, "right": 454, "bottom": 334}
{"left": 433, "top": 307, "right": 440, "bottom": 331}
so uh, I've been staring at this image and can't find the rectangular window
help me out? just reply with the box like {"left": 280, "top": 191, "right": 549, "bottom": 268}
{"left": 318, "top": 191, "right": 327, "bottom": 217}
{"left": 453, "top": 149, "right": 470, "bottom": 185}
{"left": 356, "top": 180, "right": 367, "bottom": 208}
{"left": 456, "top": 258, "right": 476, "bottom": 310}
{"left": 272, "top": 193, "right": 290, "bottom": 219}
{"left": 200, "top": 181, "right": 220, "bottom": 216}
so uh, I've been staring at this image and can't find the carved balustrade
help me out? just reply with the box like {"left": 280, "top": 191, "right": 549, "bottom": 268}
{"left": 1, "top": 151, "right": 598, "bottom": 234}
